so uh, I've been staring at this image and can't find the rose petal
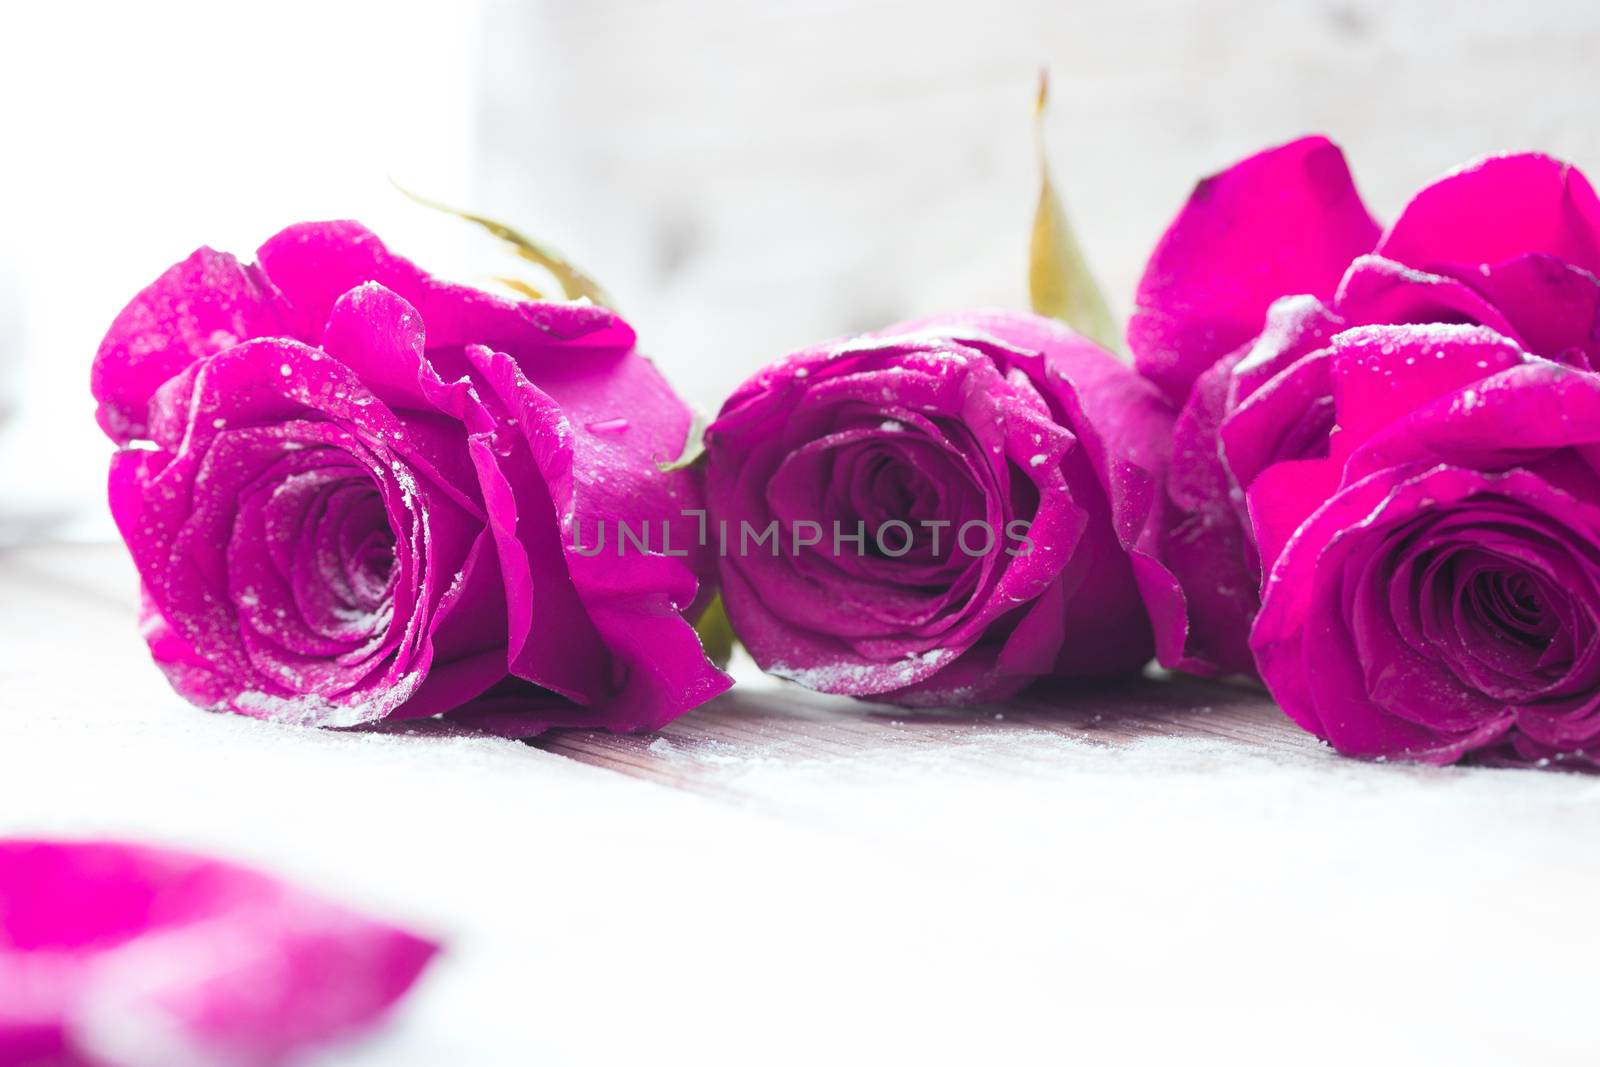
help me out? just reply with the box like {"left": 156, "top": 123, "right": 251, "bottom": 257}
{"left": 1446, "top": 253, "right": 1600, "bottom": 367}
{"left": 1328, "top": 323, "right": 1529, "bottom": 457}
{"left": 459, "top": 344, "right": 732, "bottom": 730}
{"left": 1130, "top": 136, "right": 1380, "bottom": 403}
{"left": 1161, "top": 352, "right": 1260, "bottom": 675}
{"left": 1334, "top": 255, "right": 1523, "bottom": 343}
{"left": 255, "top": 221, "right": 634, "bottom": 355}
{"left": 0, "top": 839, "right": 436, "bottom": 1067}
{"left": 1377, "top": 153, "right": 1600, "bottom": 277}
{"left": 92, "top": 249, "right": 285, "bottom": 445}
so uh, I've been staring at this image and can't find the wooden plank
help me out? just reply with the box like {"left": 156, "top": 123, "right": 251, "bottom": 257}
{"left": 534, "top": 669, "right": 1314, "bottom": 799}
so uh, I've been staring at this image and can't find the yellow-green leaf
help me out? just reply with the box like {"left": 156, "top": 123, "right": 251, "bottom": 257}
{"left": 1028, "top": 72, "right": 1123, "bottom": 357}
{"left": 394, "top": 182, "right": 614, "bottom": 309}
{"left": 494, "top": 276, "right": 546, "bottom": 302}
{"left": 656, "top": 414, "right": 707, "bottom": 473}
{"left": 694, "top": 592, "right": 737, "bottom": 669}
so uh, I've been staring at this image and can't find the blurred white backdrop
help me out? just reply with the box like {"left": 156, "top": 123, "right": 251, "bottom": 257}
{"left": 0, "top": 0, "right": 486, "bottom": 533}
{"left": 3, "top": 0, "right": 1599, "bottom": 534}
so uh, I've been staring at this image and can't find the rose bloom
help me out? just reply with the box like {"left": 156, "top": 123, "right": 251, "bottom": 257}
{"left": 1131, "top": 137, "right": 1600, "bottom": 676}
{"left": 1250, "top": 325, "right": 1600, "bottom": 766}
{"left": 92, "top": 222, "right": 728, "bottom": 733}
{"left": 0, "top": 839, "right": 436, "bottom": 1066}
{"left": 703, "top": 310, "right": 1181, "bottom": 704}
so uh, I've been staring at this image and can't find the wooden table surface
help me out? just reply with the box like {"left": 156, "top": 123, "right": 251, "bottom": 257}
{"left": 4, "top": 542, "right": 1598, "bottom": 1065}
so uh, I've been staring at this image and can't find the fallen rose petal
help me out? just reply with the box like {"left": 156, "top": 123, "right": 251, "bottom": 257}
{"left": 0, "top": 839, "right": 437, "bottom": 1067}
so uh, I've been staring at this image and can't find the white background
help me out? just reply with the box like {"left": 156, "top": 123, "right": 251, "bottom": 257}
{"left": 4, "top": 0, "right": 1600, "bottom": 528}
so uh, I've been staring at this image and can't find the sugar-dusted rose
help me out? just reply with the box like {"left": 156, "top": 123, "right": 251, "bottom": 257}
{"left": 703, "top": 310, "right": 1182, "bottom": 704}
{"left": 1251, "top": 325, "right": 1600, "bottom": 766}
{"left": 1131, "top": 138, "right": 1600, "bottom": 676}
{"left": 93, "top": 222, "right": 729, "bottom": 733}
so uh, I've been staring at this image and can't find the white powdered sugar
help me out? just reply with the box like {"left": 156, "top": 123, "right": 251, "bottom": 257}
{"left": 768, "top": 648, "right": 955, "bottom": 693}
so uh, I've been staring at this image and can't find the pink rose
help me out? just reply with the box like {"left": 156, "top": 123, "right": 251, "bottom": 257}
{"left": 1250, "top": 328, "right": 1600, "bottom": 765}
{"left": 92, "top": 222, "right": 729, "bottom": 732}
{"left": 702, "top": 310, "right": 1180, "bottom": 704}
{"left": 1132, "top": 139, "right": 1600, "bottom": 675}
{"left": 0, "top": 839, "right": 436, "bottom": 1066}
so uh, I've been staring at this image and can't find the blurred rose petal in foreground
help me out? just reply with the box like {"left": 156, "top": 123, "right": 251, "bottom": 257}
{"left": 0, "top": 839, "right": 438, "bottom": 1067}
